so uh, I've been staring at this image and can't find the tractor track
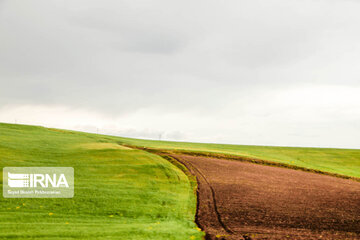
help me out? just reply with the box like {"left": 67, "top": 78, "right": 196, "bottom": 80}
{"left": 169, "top": 154, "right": 234, "bottom": 236}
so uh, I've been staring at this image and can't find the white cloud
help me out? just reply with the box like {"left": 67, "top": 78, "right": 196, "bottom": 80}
{"left": 1, "top": 0, "right": 360, "bottom": 148}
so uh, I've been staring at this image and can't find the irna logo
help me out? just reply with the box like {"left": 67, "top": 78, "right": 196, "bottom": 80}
{"left": 3, "top": 167, "right": 74, "bottom": 198}
{"left": 7, "top": 172, "right": 69, "bottom": 188}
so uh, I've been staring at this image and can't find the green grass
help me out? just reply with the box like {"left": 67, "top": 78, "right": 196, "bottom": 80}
{"left": 112, "top": 136, "right": 360, "bottom": 179}
{"left": 0, "top": 123, "right": 203, "bottom": 240}
{"left": 1, "top": 122, "right": 359, "bottom": 239}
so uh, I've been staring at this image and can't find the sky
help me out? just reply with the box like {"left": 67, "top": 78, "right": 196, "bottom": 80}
{"left": 0, "top": 0, "right": 359, "bottom": 148}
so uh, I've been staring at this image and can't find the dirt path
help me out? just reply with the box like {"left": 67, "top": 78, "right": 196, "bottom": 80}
{"left": 169, "top": 154, "right": 360, "bottom": 240}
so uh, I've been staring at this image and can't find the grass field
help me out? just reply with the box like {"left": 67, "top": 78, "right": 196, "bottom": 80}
{"left": 1, "top": 123, "right": 359, "bottom": 239}
{"left": 114, "top": 136, "right": 360, "bottom": 179}
{"left": 0, "top": 123, "right": 203, "bottom": 239}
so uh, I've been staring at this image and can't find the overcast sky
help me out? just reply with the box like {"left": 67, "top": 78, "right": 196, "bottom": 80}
{"left": 1, "top": 0, "right": 359, "bottom": 148}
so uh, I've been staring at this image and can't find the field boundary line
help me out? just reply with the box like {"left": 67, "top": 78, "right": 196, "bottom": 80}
{"left": 169, "top": 154, "right": 234, "bottom": 235}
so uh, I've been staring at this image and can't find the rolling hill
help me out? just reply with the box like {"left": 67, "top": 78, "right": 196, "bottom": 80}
{"left": 0, "top": 123, "right": 203, "bottom": 239}
{"left": 1, "top": 122, "right": 359, "bottom": 239}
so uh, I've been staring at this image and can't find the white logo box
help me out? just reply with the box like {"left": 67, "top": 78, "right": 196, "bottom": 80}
{"left": 3, "top": 167, "right": 74, "bottom": 198}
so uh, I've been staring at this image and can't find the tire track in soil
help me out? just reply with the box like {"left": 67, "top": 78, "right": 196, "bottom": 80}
{"left": 166, "top": 153, "right": 360, "bottom": 240}
{"left": 170, "top": 155, "right": 234, "bottom": 238}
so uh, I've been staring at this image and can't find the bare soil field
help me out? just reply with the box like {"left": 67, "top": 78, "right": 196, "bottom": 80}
{"left": 169, "top": 154, "right": 360, "bottom": 240}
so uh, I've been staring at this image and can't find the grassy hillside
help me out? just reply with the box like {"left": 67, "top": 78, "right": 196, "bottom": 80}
{"left": 114, "top": 136, "right": 360, "bottom": 179}
{"left": 1, "top": 123, "right": 359, "bottom": 239}
{"left": 0, "top": 123, "right": 203, "bottom": 240}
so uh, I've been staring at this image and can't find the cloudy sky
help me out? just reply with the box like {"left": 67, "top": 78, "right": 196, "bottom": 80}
{"left": 1, "top": 0, "right": 359, "bottom": 148}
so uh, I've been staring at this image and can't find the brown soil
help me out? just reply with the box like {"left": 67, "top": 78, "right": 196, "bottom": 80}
{"left": 168, "top": 154, "right": 360, "bottom": 240}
